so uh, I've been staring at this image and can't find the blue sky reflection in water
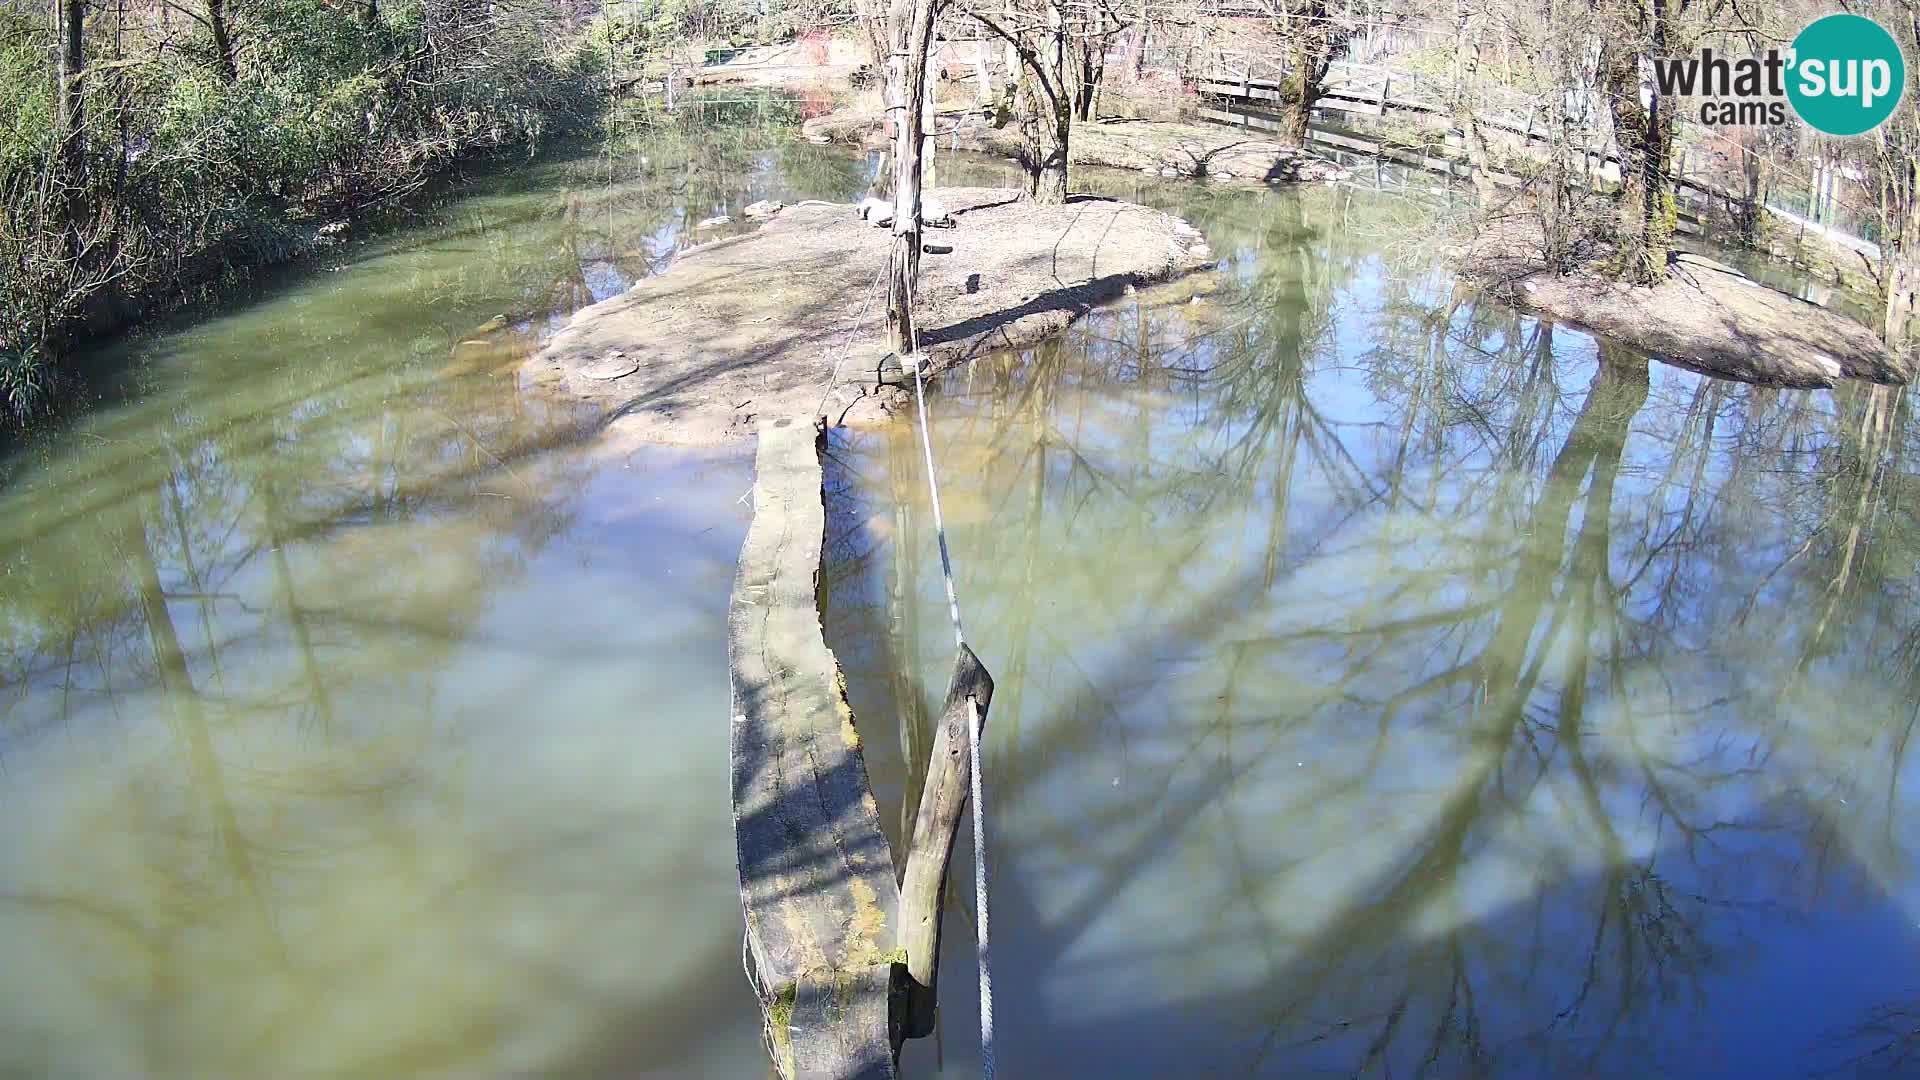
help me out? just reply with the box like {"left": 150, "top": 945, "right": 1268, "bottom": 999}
{"left": 826, "top": 176, "right": 1920, "bottom": 1079}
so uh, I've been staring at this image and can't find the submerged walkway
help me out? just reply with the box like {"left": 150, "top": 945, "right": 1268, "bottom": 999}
{"left": 730, "top": 421, "right": 900, "bottom": 1080}
{"left": 523, "top": 188, "right": 1213, "bottom": 1075}
{"left": 524, "top": 187, "right": 1215, "bottom": 445}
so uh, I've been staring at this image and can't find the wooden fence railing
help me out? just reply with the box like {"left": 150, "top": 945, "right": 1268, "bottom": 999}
{"left": 1196, "top": 53, "right": 1880, "bottom": 257}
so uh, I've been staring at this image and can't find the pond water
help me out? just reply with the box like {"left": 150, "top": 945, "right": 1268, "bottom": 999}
{"left": 1, "top": 92, "right": 1913, "bottom": 1080}
{"left": 0, "top": 96, "right": 868, "bottom": 1077}
{"left": 825, "top": 178, "right": 1920, "bottom": 1078}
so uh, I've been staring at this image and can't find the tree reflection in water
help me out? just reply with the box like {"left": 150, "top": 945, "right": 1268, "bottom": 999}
{"left": 0, "top": 103, "right": 833, "bottom": 1077}
{"left": 826, "top": 181, "right": 1920, "bottom": 1079}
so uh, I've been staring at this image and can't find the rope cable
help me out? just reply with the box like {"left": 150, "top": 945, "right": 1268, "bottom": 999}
{"left": 964, "top": 692, "right": 993, "bottom": 1080}
{"left": 814, "top": 257, "right": 891, "bottom": 422}
{"left": 902, "top": 252, "right": 995, "bottom": 1080}
{"left": 908, "top": 350, "right": 967, "bottom": 650}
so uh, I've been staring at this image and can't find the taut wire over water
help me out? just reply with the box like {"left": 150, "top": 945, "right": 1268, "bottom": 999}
{"left": 902, "top": 268, "right": 997, "bottom": 1080}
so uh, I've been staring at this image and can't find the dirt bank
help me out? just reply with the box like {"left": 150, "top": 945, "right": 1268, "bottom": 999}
{"left": 1458, "top": 223, "right": 1909, "bottom": 388}
{"left": 522, "top": 187, "right": 1215, "bottom": 445}
{"left": 802, "top": 108, "right": 1349, "bottom": 184}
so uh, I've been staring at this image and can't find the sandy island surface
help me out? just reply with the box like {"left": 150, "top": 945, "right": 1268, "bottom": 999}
{"left": 521, "top": 187, "right": 1216, "bottom": 444}
{"left": 1458, "top": 222, "right": 1909, "bottom": 389}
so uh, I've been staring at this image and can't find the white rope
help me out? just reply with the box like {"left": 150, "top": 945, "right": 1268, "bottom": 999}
{"left": 908, "top": 354, "right": 966, "bottom": 650}
{"left": 965, "top": 693, "right": 994, "bottom": 1080}
{"left": 904, "top": 270, "right": 994, "bottom": 1080}
{"left": 813, "top": 257, "right": 890, "bottom": 422}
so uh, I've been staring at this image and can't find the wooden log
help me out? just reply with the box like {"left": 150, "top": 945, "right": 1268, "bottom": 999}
{"left": 896, "top": 643, "right": 995, "bottom": 1040}
{"left": 730, "top": 421, "right": 906, "bottom": 1080}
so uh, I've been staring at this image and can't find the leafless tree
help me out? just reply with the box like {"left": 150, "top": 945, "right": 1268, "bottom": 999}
{"left": 965, "top": 0, "right": 1076, "bottom": 201}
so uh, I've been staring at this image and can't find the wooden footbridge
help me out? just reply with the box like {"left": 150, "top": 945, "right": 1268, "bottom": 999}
{"left": 729, "top": 420, "right": 993, "bottom": 1080}
{"left": 1200, "top": 57, "right": 1604, "bottom": 146}
{"left": 1196, "top": 56, "right": 1879, "bottom": 258}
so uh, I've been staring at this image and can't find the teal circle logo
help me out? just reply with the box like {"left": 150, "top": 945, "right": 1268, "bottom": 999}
{"left": 1787, "top": 14, "right": 1906, "bottom": 136}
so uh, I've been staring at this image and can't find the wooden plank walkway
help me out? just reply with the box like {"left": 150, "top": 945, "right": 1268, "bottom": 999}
{"left": 730, "top": 420, "right": 903, "bottom": 1080}
{"left": 1198, "top": 59, "right": 1592, "bottom": 145}
{"left": 1194, "top": 106, "right": 1709, "bottom": 235}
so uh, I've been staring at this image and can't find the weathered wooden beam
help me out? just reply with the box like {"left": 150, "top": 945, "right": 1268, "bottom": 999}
{"left": 730, "top": 420, "right": 906, "bottom": 1080}
{"left": 896, "top": 644, "right": 995, "bottom": 1040}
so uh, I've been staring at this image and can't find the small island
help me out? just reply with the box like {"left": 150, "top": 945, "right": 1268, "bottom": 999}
{"left": 524, "top": 187, "right": 1215, "bottom": 445}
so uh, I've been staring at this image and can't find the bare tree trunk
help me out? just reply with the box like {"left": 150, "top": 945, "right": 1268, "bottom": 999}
{"left": 1035, "top": 0, "right": 1069, "bottom": 200}
{"left": 1130, "top": 0, "right": 1148, "bottom": 80}
{"left": 1071, "top": 7, "right": 1107, "bottom": 122}
{"left": 1019, "top": 76, "right": 1069, "bottom": 202}
{"left": 974, "top": 0, "right": 1071, "bottom": 201}
{"left": 1040, "top": 105, "right": 1069, "bottom": 200}
{"left": 1885, "top": 212, "right": 1918, "bottom": 348}
{"left": 1451, "top": 7, "right": 1499, "bottom": 205}
{"left": 208, "top": 0, "right": 238, "bottom": 82}
{"left": 896, "top": 647, "right": 994, "bottom": 1037}
{"left": 1279, "top": 71, "right": 1318, "bottom": 144}
{"left": 1542, "top": 66, "right": 1572, "bottom": 270}
{"left": 1877, "top": 38, "right": 1919, "bottom": 351}
{"left": 1599, "top": 33, "right": 1675, "bottom": 285}
{"left": 1073, "top": 59, "right": 1100, "bottom": 121}
{"left": 856, "top": 0, "right": 889, "bottom": 67}
{"left": 886, "top": 0, "right": 939, "bottom": 353}
{"left": 1732, "top": 139, "right": 1766, "bottom": 248}
{"left": 974, "top": 38, "right": 994, "bottom": 107}
{"left": 108, "top": 0, "right": 130, "bottom": 195}
{"left": 56, "top": 0, "right": 86, "bottom": 183}
{"left": 1276, "top": 11, "right": 1348, "bottom": 145}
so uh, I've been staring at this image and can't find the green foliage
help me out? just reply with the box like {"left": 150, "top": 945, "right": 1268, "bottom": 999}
{"left": 0, "top": 17, "right": 54, "bottom": 177}
{"left": 583, "top": 0, "right": 848, "bottom": 65}
{"left": 0, "top": 329, "right": 45, "bottom": 420}
{"left": 583, "top": 0, "right": 687, "bottom": 67}
{"left": 0, "top": 0, "right": 610, "bottom": 424}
